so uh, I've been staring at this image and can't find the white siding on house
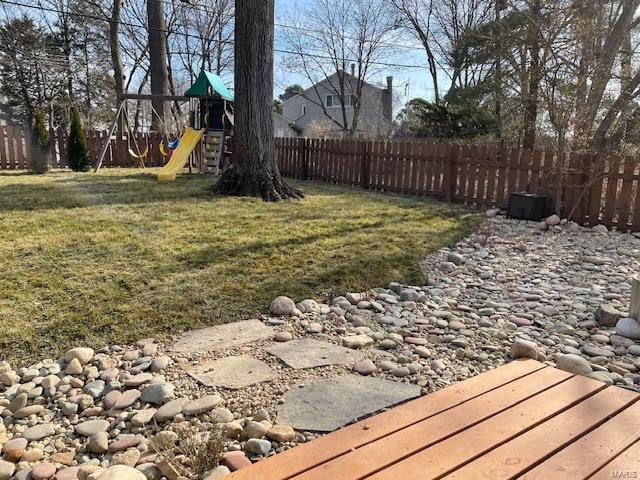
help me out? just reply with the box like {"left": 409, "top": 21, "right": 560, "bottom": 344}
{"left": 282, "top": 72, "right": 392, "bottom": 138}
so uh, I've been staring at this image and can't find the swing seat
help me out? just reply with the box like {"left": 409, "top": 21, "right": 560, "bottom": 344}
{"left": 160, "top": 139, "right": 180, "bottom": 156}
{"left": 128, "top": 146, "right": 149, "bottom": 159}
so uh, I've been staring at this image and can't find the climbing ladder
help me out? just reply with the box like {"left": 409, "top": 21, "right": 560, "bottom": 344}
{"left": 201, "top": 131, "right": 225, "bottom": 175}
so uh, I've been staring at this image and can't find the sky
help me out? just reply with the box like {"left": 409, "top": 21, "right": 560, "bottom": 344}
{"left": 273, "top": 0, "right": 450, "bottom": 111}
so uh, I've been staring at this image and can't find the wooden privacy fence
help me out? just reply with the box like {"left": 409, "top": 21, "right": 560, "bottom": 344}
{"left": 2, "top": 126, "right": 640, "bottom": 232}
{"left": 0, "top": 126, "right": 168, "bottom": 169}
{"left": 275, "top": 137, "right": 640, "bottom": 232}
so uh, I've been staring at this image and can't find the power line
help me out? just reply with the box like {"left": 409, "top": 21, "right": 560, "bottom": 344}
{"left": 154, "top": 0, "right": 426, "bottom": 53}
{"left": 0, "top": 0, "right": 435, "bottom": 71}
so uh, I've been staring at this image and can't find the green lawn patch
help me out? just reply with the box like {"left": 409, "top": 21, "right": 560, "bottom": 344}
{"left": 0, "top": 169, "right": 478, "bottom": 363}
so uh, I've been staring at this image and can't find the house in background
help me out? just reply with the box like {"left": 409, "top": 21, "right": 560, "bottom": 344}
{"left": 282, "top": 68, "right": 394, "bottom": 138}
{"left": 273, "top": 112, "right": 302, "bottom": 138}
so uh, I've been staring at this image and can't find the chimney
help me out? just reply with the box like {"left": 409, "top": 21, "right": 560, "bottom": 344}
{"left": 382, "top": 76, "right": 393, "bottom": 122}
{"left": 351, "top": 63, "right": 356, "bottom": 76}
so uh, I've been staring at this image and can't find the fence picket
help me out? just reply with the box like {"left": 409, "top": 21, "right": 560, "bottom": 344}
{"left": 5, "top": 128, "right": 640, "bottom": 232}
{"left": 617, "top": 158, "right": 635, "bottom": 231}
{"left": 602, "top": 158, "right": 620, "bottom": 226}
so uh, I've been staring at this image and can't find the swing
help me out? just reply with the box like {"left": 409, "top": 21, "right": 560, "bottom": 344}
{"left": 159, "top": 137, "right": 180, "bottom": 157}
{"left": 123, "top": 108, "right": 148, "bottom": 166}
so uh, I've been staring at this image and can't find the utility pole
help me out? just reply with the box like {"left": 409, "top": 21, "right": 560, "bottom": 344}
{"left": 147, "top": 0, "right": 169, "bottom": 133}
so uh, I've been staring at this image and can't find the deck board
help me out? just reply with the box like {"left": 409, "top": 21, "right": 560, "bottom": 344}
{"left": 293, "top": 367, "right": 571, "bottom": 480}
{"left": 226, "top": 359, "right": 544, "bottom": 480}
{"left": 226, "top": 360, "right": 640, "bottom": 480}
{"left": 443, "top": 387, "right": 639, "bottom": 480}
{"left": 589, "top": 440, "right": 640, "bottom": 480}
{"left": 520, "top": 400, "right": 640, "bottom": 480}
{"left": 365, "top": 375, "right": 606, "bottom": 480}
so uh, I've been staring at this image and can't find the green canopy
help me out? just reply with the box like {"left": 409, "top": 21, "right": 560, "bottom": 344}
{"left": 185, "top": 71, "right": 234, "bottom": 101}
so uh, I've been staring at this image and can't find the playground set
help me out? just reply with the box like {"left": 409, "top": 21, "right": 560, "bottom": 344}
{"left": 94, "top": 71, "right": 234, "bottom": 182}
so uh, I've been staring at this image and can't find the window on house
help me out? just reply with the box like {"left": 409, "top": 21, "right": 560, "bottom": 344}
{"left": 301, "top": 104, "right": 306, "bottom": 115}
{"left": 325, "top": 94, "right": 357, "bottom": 107}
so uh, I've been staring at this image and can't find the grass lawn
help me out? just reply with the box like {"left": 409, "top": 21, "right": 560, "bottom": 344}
{"left": 0, "top": 169, "right": 478, "bottom": 363}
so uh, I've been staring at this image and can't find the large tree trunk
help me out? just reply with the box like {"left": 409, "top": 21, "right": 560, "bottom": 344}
{"left": 110, "top": 0, "right": 124, "bottom": 134}
{"left": 147, "top": 0, "right": 169, "bottom": 133}
{"left": 213, "top": 0, "right": 302, "bottom": 201}
{"left": 522, "top": 0, "right": 542, "bottom": 151}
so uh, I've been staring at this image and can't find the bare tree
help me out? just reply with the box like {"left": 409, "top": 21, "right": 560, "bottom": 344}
{"left": 213, "top": 0, "right": 302, "bottom": 200}
{"left": 281, "top": 0, "right": 398, "bottom": 136}
{"left": 170, "top": 0, "right": 234, "bottom": 81}
{"left": 389, "top": 0, "right": 442, "bottom": 103}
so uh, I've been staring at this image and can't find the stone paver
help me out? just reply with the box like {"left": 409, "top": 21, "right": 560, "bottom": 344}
{"left": 172, "top": 320, "right": 274, "bottom": 353}
{"left": 186, "top": 356, "right": 276, "bottom": 389}
{"left": 266, "top": 338, "right": 363, "bottom": 370}
{"left": 276, "top": 375, "right": 421, "bottom": 432}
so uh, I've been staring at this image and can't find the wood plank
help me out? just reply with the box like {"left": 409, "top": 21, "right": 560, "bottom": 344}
{"left": 367, "top": 375, "right": 607, "bottom": 480}
{"left": 520, "top": 399, "right": 640, "bottom": 480}
{"left": 409, "top": 141, "right": 419, "bottom": 194}
{"left": 465, "top": 145, "right": 479, "bottom": 203}
{"left": 0, "top": 126, "right": 7, "bottom": 169}
{"left": 602, "top": 158, "right": 621, "bottom": 227}
{"left": 506, "top": 146, "right": 520, "bottom": 200}
{"left": 349, "top": 139, "right": 357, "bottom": 186}
{"left": 424, "top": 143, "right": 435, "bottom": 194}
{"left": 589, "top": 440, "right": 640, "bottom": 480}
{"left": 617, "top": 157, "right": 635, "bottom": 230}
{"left": 456, "top": 145, "right": 468, "bottom": 201}
{"left": 434, "top": 142, "right": 444, "bottom": 195}
{"left": 288, "top": 366, "right": 571, "bottom": 480}
{"left": 227, "top": 360, "right": 546, "bottom": 480}
{"left": 369, "top": 140, "right": 378, "bottom": 189}
{"left": 6, "top": 126, "right": 16, "bottom": 169}
{"left": 326, "top": 138, "right": 334, "bottom": 183}
{"left": 441, "top": 386, "right": 638, "bottom": 480}
{"left": 485, "top": 144, "right": 498, "bottom": 205}
{"left": 390, "top": 141, "right": 399, "bottom": 192}
{"left": 16, "top": 129, "right": 26, "bottom": 168}
{"left": 476, "top": 144, "right": 488, "bottom": 205}
{"left": 589, "top": 156, "right": 606, "bottom": 227}
{"left": 415, "top": 142, "right": 426, "bottom": 195}
{"left": 495, "top": 145, "right": 509, "bottom": 206}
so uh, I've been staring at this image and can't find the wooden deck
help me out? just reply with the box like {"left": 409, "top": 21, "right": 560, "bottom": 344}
{"left": 227, "top": 359, "right": 640, "bottom": 480}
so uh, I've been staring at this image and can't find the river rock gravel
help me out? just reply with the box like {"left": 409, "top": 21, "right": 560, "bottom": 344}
{"left": 1, "top": 213, "right": 639, "bottom": 479}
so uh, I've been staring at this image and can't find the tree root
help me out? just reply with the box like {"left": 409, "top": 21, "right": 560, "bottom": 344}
{"left": 211, "top": 167, "right": 304, "bottom": 201}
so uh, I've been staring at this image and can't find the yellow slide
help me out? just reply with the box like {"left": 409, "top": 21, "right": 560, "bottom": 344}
{"left": 157, "top": 127, "right": 206, "bottom": 182}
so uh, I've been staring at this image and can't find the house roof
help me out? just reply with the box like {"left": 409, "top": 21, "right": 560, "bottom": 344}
{"left": 281, "top": 71, "right": 386, "bottom": 104}
{"left": 185, "top": 71, "right": 234, "bottom": 101}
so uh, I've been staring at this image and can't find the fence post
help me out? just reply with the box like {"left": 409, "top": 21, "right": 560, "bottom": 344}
{"left": 300, "top": 138, "right": 309, "bottom": 180}
{"left": 445, "top": 144, "right": 459, "bottom": 202}
{"left": 360, "top": 140, "right": 370, "bottom": 189}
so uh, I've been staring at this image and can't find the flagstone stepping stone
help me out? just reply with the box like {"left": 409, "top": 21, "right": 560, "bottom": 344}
{"left": 266, "top": 339, "right": 363, "bottom": 370}
{"left": 276, "top": 375, "right": 421, "bottom": 432}
{"left": 22, "top": 424, "right": 55, "bottom": 441}
{"left": 172, "top": 320, "right": 274, "bottom": 353}
{"left": 186, "top": 356, "right": 276, "bottom": 389}
{"left": 75, "top": 420, "right": 110, "bottom": 436}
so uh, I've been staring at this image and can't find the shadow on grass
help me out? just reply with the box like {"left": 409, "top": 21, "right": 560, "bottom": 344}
{"left": 0, "top": 173, "right": 458, "bottom": 213}
{"left": 0, "top": 173, "right": 213, "bottom": 212}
